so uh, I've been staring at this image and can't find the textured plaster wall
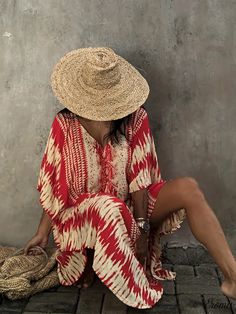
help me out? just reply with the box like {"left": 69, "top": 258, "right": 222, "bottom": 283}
{"left": 0, "top": 0, "right": 235, "bottom": 252}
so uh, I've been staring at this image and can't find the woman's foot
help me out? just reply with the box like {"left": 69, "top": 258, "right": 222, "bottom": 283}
{"left": 83, "top": 266, "right": 96, "bottom": 288}
{"left": 73, "top": 248, "right": 95, "bottom": 289}
{"left": 221, "top": 277, "right": 236, "bottom": 300}
{"left": 75, "top": 266, "right": 95, "bottom": 288}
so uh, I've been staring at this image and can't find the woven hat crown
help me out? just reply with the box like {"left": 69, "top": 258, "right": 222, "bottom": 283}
{"left": 81, "top": 47, "right": 121, "bottom": 90}
{"left": 50, "top": 46, "right": 150, "bottom": 120}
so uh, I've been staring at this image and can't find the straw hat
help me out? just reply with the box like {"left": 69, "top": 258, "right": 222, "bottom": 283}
{"left": 50, "top": 47, "right": 150, "bottom": 121}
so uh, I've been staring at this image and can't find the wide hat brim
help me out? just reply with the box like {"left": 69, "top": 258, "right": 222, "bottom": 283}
{"left": 50, "top": 47, "right": 150, "bottom": 121}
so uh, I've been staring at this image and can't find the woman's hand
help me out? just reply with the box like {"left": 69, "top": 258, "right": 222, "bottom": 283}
{"left": 135, "top": 231, "right": 149, "bottom": 271}
{"left": 23, "top": 232, "right": 49, "bottom": 255}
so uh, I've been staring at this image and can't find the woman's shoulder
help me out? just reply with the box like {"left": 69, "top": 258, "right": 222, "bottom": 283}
{"left": 134, "top": 105, "right": 147, "bottom": 119}
{"left": 53, "top": 108, "right": 77, "bottom": 131}
{"left": 124, "top": 105, "right": 148, "bottom": 142}
{"left": 130, "top": 105, "right": 148, "bottom": 129}
{"left": 56, "top": 108, "right": 77, "bottom": 120}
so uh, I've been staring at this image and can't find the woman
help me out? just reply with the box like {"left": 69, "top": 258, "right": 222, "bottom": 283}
{"left": 23, "top": 47, "right": 236, "bottom": 309}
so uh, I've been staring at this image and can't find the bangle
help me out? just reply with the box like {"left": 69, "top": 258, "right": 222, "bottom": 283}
{"left": 135, "top": 217, "right": 149, "bottom": 222}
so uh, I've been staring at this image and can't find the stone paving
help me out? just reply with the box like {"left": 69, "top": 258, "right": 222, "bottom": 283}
{"left": 0, "top": 245, "right": 236, "bottom": 313}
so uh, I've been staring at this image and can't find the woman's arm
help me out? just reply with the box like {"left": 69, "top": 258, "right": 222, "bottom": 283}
{"left": 36, "top": 211, "right": 52, "bottom": 237}
{"left": 131, "top": 188, "right": 150, "bottom": 270}
{"left": 131, "top": 188, "right": 148, "bottom": 219}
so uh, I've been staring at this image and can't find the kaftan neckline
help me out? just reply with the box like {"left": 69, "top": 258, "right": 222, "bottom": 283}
{"left": 76, "top": 117, "right": 116, "bottom": 194}
{"left": 77, "top": 118, "right": 111, "bottom": 150}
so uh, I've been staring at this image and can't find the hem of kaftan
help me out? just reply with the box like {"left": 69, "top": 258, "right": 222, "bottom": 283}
{"left": 54, "top": 247, "right": 164, "bottom": 309}
{"left": 51, "top": 193, "right": 165, "bottom": 309}
{"left": 146, "top": 179, "right": 187, "bottom": 281}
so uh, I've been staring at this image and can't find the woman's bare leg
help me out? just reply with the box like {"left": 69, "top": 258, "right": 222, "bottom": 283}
{"left": 149, "top": 177, "right": 236, "bottom": 299}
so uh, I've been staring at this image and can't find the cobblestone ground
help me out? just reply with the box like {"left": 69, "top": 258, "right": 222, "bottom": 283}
{"left": 0, "top": 246, "right": 236, "bottom": 313}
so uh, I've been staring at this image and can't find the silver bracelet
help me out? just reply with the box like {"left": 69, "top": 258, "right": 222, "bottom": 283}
{"left": 135, "top": 217, "right": 149, "bottom": 222}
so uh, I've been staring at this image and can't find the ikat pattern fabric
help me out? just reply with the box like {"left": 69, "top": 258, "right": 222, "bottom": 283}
{"left": 37, "top": 106, "right": 186, "bottom": 308}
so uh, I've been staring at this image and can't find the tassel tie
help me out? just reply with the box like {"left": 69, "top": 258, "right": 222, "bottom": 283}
{"left": 96, "top": 143, "right": 117, "bottom": 196}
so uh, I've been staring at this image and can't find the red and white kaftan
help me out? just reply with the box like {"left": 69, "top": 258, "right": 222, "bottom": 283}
{"left": 37, "top": 106, "right": 186, "bottom": 309}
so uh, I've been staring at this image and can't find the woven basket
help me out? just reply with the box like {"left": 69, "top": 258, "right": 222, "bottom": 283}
{"left": 0, "top": 245, "right": 60, "bottom": 300}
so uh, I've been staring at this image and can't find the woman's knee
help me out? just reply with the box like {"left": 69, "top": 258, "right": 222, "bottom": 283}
{"left": 98, "top": 193, "right": 126, "bottom": 206}
{"left": 95, "top": 193, "right": 127, "bottom": 217}
{"left": 176, "top": 176, "right": 205, "bottom": 206}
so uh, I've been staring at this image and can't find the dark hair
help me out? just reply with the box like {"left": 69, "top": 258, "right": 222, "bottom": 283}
{"left": 103, "top": 114, "right": 132, "bottom": 145}
{"left": 60, "top": 104, "right": 146, "bottom": 145}
{"left": 103, "top": 103, "right": 146, "bottom": 145}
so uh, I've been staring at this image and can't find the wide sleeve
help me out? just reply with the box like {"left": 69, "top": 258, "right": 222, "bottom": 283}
{"left": 37, "top": 114, "right": 68, "bottom": 222}
{"left": 127, "top": 107, "right": 163, "bottom": 194}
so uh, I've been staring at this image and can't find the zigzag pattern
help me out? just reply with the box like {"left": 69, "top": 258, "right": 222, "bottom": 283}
{"left": 54, "top": 193, "right": 164, "bottom": 308}
{"left": 37, "top": 106, "right": 187, "bottom": 309}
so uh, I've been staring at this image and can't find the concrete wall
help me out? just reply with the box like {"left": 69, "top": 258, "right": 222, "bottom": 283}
{"left": 0, "top": 0, "right": 235, "bottom": 252}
